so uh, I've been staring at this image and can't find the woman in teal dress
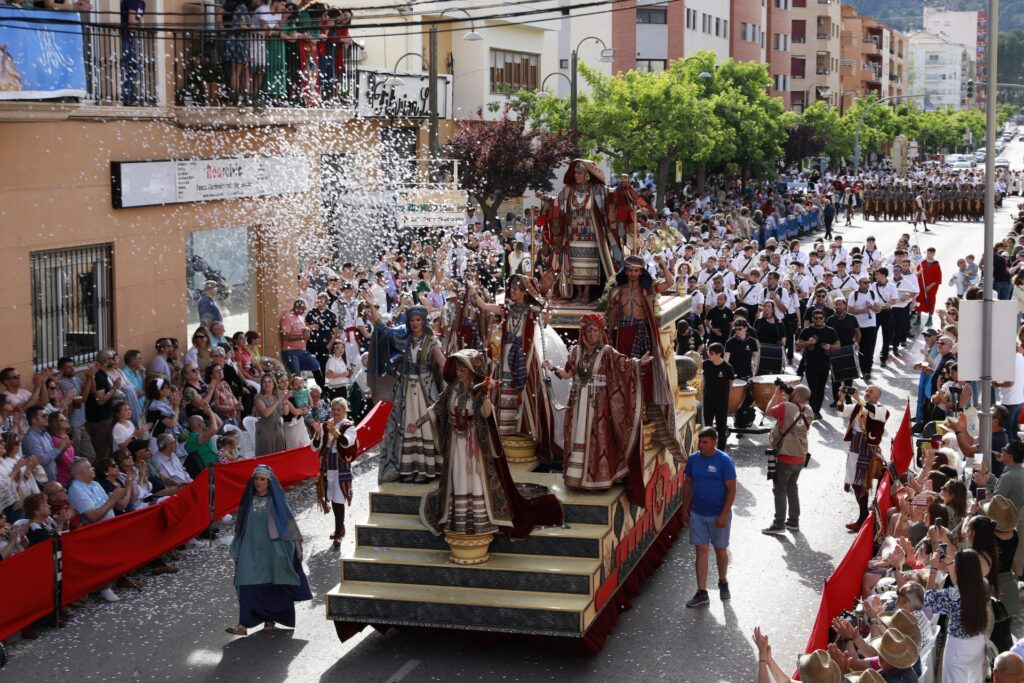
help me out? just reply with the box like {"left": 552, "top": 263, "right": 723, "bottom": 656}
{"left": 226, "top": 464, "right": 311, "bottom": 635}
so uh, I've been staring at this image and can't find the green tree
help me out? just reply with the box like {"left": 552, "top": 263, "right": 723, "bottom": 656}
{"left": 796, "top": 101, "right": 853, "bottom": 164}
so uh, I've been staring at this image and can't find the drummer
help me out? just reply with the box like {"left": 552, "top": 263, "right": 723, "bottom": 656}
{"left": 795, "top": 309, "right": 839, "bottom": 419}
{"left": 825, "top": 299, "right": 860, "bottom": 407}
{"left": 724, "top": 320, "right": 759, "bottom": 428}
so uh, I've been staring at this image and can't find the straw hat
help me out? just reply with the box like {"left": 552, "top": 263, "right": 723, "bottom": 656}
{"left": 797, "top": 650, "right": 841, "bottom": 683}
{"left": 869, "top": 628, "right": 919, "bottom": 669}
{"left": 878, "top": 609, "right": 922, "bottom": 647}
{"left": 844, "top": 670, "right": 884, "bottom": 683}
{"left": 981, "top": 495, "right": 1020, "bottom": 533}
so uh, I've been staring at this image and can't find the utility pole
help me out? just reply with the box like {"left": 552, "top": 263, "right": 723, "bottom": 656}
{"left": 978, "top": 0, "right": 999, "bottom": 470}
{"left": 428, "top": 25, "right": 440, "bottom": 180}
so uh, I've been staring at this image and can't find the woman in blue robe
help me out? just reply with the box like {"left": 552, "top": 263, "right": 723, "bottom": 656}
{"left": 225, "top": 464, "right": 312, "bottom": 635}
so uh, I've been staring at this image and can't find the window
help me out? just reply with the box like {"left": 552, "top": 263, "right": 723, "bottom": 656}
{"left": 559, "top": 58, "right": 569, "bottom": 69}
{"left": 741, "top": 21, "right": 748, "bottom": 40}
{"left": 186, "top": 227, "right": 256, "bottom": 338}
{"left": 702, "top": 13, "right": 710, "bottom": 34}
{"left": 490, "top": 49, "right": 539, "bottom": 93}
{"left": 637, "top": 7, "right": 667, "bottom": 24}
{"left": 715, "top": 18, "right": 721, "bottom": 37}
{"left": 724, "top": 20, "right": 728, "bottom": 37}
{"left": 31, "top": 244, "right": 113, "bottom": 369}
{"left": 791, "top": 56, "right": 806, "bottom": 78}
{"left": 636, "top": 59, "right": 667, "bottom": 72}
{"left": 792, "top": 19, "right": 806, "bottom": 43}
{"left": 774, "top": 0, "right": 790, "bottom": 8}
{"left": 686, "top": 8, "right": 696, "bottom": 29}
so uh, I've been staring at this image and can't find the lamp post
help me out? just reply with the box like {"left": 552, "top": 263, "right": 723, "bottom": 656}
{"left": 565, "top": 36, "right": 615, "bottom": 155}
{"left": 682, "top": 55, "right": 714, "bottom": 80}
{"left": 852, "top": 92, "right": 928, "bottom": 170}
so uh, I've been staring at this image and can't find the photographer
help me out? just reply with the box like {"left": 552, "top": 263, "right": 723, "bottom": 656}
{"left": 762, "top": 382, "right": 814, "bottom": 535}
{"left": 841, "top": 386, "right": 890, "bottom": 531}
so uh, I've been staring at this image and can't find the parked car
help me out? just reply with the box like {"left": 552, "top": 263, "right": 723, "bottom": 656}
{"left": 974, "top": 148, "right": 987, "bottom": 161}
{"left": 995, "top": 158, "right": 1011, "bottom": 169}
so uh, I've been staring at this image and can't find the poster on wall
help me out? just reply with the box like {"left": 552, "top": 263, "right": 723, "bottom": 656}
{"left": 0, "top": 7, "right": 87, "bottom": 100}
{"left": 111, "top": 156, "right": 310, "bottom": 208}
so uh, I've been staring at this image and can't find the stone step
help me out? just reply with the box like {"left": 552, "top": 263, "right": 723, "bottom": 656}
{"left": 369, "top": 472, "right": 621, "bottom": 527}
{"left": 325, "top": 580, "right": 591, "bottom": 637}
{"left": 341, "top": 546, "right": 600, "bottom": 595}
{"left": 356, "top": 512, "right": 609, "bottom": 559}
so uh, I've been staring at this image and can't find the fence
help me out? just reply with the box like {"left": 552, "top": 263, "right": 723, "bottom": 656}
{"left": 0, "top": 401, "right": 390, "bottom": 642}
{"left": 82, "top": 25, "right": 160, "bottom": 106}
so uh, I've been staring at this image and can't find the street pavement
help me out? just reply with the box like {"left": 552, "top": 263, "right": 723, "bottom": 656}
{"left": 5, "top": 141, "right": 1023, "bottom": 681}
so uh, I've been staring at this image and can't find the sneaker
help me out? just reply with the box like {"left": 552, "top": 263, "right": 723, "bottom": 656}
{"left": 99, "top": 588, "right": 120, "bottom": 602}
{"left": 785, "top": 521, "right": 799, "bottom": 531}
{"left": 718, "top": 581, "right": 731, "bottom": 601}
{"left": 762, "top": 523, "right": 786, "bottom": 535}
{"left": 685, "top": 590, "right": 710, "bottom": 608}
{"left": 845, "top": 521, "right": 862, "bottom": 532}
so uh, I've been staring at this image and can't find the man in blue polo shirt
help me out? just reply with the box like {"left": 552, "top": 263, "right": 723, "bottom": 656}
{"left": 682, "top": 426, "right": 737, "bottom": 608}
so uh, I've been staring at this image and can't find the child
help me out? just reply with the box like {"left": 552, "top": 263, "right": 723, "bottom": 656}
{"left": 217, "top": 434, "right": 240, "bottom": 464}
{"left": 289, "top": 375, "right": 311, "bottom": 410}
{"left": 963, "top": 254, "right": 980, "bottom": 288}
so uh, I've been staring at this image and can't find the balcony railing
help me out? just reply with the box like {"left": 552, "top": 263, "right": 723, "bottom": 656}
{"left": 816, "top": 67, "right": 831, "bottom": 75}
{"left": 792, "top": 36, "right": 806, "bottom": 43}
{"left": 81, "top": 25, "right": 160, "bottom": 106}
{"left": 817, "top": 33, "right": 830, "bottom": 40}
{"left": 171, "top": 31, "right": 361, "bottom": 108}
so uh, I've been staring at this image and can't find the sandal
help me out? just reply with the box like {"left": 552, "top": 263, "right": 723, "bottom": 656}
{"left": 225, "top": 625, "right": 247, "bottom": 636}
{"left": 263, "top": 622, "right": 276, "bottom": 630}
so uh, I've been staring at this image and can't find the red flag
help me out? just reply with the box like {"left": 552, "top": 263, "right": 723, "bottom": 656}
{"left": 891, "top": 403, "right": 913, "bottom": 475}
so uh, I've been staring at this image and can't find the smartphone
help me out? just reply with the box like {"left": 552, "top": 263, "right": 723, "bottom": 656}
{"left": 977, "top": 487, "right": 988, "bottom": 501}
{"left": 939, "top": 543, "right": 948, "bottom": 558}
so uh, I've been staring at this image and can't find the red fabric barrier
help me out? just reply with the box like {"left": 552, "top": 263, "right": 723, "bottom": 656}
{"left": 355, "top": 401, "right": 391, "bottom": 454}
{"left": 0, "top": 540, "right": 56, "bottom": 641}
{"left": 61, "top": 469, "right": 212, "bottom": 603}
{"left": 890, "top": 405, "right": 914, "bottom": 475}
{"left": 213, "top": 447, "right": 319, "bottom": 518}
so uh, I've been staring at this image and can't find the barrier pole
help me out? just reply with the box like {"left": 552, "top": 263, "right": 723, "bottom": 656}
{"left": 52, "top": 535, "right": 62, "bottom": 627}
{"left": 208, "top": 464, "right": 216, "bottom": 548}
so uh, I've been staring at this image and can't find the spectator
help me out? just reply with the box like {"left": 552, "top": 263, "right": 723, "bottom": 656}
{"left": 253, "top": 374, "right": 286, "bottom": 456}
{"left": 762, "top": 384, "right": 814, "bottom": 535}
{"left": 83, "top": 349, "right": 126, "bottom": 458}
{"left": 111, "top": 401, "right": 149, "bottom": 453}
{"left": 0, "top": 435, "right": 18, "bottom": 522}
{"left": 279, "top": 299, "right": 325, "bottom": 387}
{"left": 145, "top": 378, "right": 182, "bottom": 445}
{"left": 148, "top": 338, "right": 180, "bottom": 382}
{"left": 924, "top": 548, "right": 990, "bottom": 682}
{"left": 95, "top": 455, "right": 134, "bottom": 514}
{"left": 184, "top": 327, "right": 214, "bottom": 373}
{"left": 153, "top": 433, "right": 192, "bottom": 486}
{"left": 681, "top": 426, "right": 737, "bottom": 608}
{"left": 994, "top": 652, "right": 1024, "bottom": 683}
{"left": 23, "top": 404, "right": 70, "bottom": 482}
{"left": 119, "top": 0, "right": 146, "bottom": 105}
{"left": 197, "top": 280, "right": 224, "bottom": 328}
{"left": 56, "top": 356, "right": 93, "bottom": 461}
{"left": 22, "top": 492, "right": 71, "bottom": 546}
{"left": 122, "top": 349, "right": 147, "bottom": 413}
{"left": 67, "top": 457, "right": 125, "bottom": 529}
{"left": 206, "top": 361, "right": 242, "bottom": 425}
{"left": 232, "top": 331, "right": 263, "bottom": 391}
{"left": 184, "top": 406, "right": 222, "bottom": 476}
{"left": 48, "top": 412, "right": 76, "bottom": 488}
{"left": 754, "top": 626, "right": 840, "bottom": 683}
{"left": 1, "top": 366, "right": 49, "bottom": 434}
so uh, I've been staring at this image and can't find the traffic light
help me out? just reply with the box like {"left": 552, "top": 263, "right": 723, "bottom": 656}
{"left": 966, "top": 79, "right": 974, "bottom": 100}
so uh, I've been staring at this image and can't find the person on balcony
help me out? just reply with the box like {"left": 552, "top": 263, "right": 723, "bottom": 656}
{"left": 120, "top": 0, "right": 146, "bottom": 105}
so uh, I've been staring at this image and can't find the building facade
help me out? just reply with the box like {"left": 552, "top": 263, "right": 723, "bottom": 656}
{"left": 839, "top": 5, "right": 907, "bottom": 113}
{"left": 923, "top": 6, "right": 987, "bottom": 107}
{"left": 788, "top": 0, "right": 841, "bottom": 112}
{"left": 766, "top": 0, "right": 793, "bottom": 107}
{"left": 906, "top": 30, "right": 976, "bottom": 110}
{"left": 730, "top": 0, "right": 768, "bottom": 65}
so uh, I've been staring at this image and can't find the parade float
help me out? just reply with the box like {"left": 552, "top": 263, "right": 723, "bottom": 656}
{"left": 324, "top": 293, "right": 700, "bottom": 652}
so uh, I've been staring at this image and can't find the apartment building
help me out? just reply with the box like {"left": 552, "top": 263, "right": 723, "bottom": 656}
{"left": 906, "top": 30, "right": 977, "bottom": 110}
{"left": 788, "top": 0, "right": 841, "bottom": 112}
{"left": 839, "top": 5, "right": 907, "bottom": 113}
{"left": 730, "top": 0, "right": 768, "bottom": 65}
{"left": 766, "top": 0, "right": 794, "bottom": 106}
{"left": 923, "top": 6, "right": 988, "bottom": 107}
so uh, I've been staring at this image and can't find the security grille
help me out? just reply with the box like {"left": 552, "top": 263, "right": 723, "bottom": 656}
{"left": 30, "top": 245, "right": 114, "bottom": 369}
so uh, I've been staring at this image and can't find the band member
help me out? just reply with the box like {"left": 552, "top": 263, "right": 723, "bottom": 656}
{"left": 825, "top": 299, "right": 860, "bottom": 406}
{"left": 847, "top": 276, "right": 881, "bottom": 382}
{"left": 891, "top": 264, "right": 919, "bottom": 352}
{"left": 735, "top": 269, "right": 765, "bottom": 321}
{"left": 872, "top": 267, "right": 899, "bottom": 368}
{"left": 547, "top": 315, "right": 651, "bottom": 502}
{"left": 607, "top": 255, "right": 684, "bottom": 462}
{"left": 724, "top": 320, "right": 759, "bottom": 428}
{"left": 702, "top": 343, "right": 735, "bottom": 450}
{"left": 840, "top": 386, "right": 889, "bottom": 531}
{"left": 796, "top": 310, "right": 839, "bottom": 417}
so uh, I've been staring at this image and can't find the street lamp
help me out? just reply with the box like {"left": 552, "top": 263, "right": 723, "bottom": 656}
{"left": 564, "top": 36, "right": 616, "bottom": 155}
{"left": 682, "top": 55, "right": 714, "bottom": 80}
{"left": 535, "top": 72, "right": 573, "bottom": 99}
{"left": 439, "top": 7, "right": 483, "bottom": 42}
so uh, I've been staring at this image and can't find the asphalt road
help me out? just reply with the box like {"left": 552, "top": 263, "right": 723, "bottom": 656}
{"left": 5, "top": 141, "right": 1022, "bottom": 682}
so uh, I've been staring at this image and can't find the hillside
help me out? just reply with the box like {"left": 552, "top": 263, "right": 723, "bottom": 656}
{"left": 846, "top": 0, "right": 1024, "bottom": 33}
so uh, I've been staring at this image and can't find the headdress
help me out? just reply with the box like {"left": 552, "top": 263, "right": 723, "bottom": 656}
{"left": 406, "top": 305, "right": 429, "bottom": 321}
{"left": 579, "top": 313, "right": 607, "bottom": 346}
{"left": 563, "top": 158, "right": 606, "bottom": 185}
{"left": 234, "top": 464, "right": 303, "bottom": 543}
{"left": 505, "top": 274, "right": 545, "bottom": 308}
{"left": 442, "top": 348, "right": 489, "bottom": 383}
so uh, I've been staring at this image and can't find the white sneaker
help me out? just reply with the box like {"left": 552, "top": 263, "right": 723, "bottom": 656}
{"left": 221, "top": 514, "right": 234, "bottom": 524}
{"left": 99, "top": 588, "right": 120, "bottom": 602}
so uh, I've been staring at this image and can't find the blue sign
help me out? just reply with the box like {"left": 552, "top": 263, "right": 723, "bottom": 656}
{"left": 0, "top": 7, "right": 86, "bottom": 99}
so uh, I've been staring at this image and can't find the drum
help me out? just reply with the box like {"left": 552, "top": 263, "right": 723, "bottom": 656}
{"left": 830, "top": 345, "right": 861, "bottom": 382}
{"left": 727, "top": 379, "right": 747, "bottom": 415}
{"left": 751, "top": 374, "right": 801, "bottom": 412}
{"left": 757, "top": 344, "right": 785, "bottom": 375}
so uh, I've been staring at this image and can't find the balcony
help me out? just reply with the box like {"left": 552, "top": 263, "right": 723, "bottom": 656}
{"left": 816, "top": 33, "right": 831, "bottom": 41}
{"left": 0, "top": 7, "right": 453, "bottom": 129}
{"left": 816, "top": 67, "right": 831, "bottom": 75}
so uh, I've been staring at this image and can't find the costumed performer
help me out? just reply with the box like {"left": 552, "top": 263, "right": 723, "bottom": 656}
{"left": 840, "top": 385, "right": 890, "bottom": 531}
{"left": 317, "top": 397, "right": 359, "bottom": 548}
{"left": 417, "top": 349, "right": 563, "bottom": 538}
{"left": 917, "top": 247, "right": 942, "bottom": 327}
{"left": 546, "top": 314, "right": 651, "bottom": 503}
{"left": 607, "top": 255, "right": 685, "bottom": 464}
{"left": 226, "top": 464, "right": 312, "bottom": 636}
{"left": 607, "top": 173, "right": 651, "bottom": 255}
{"left": 470, "top": 274, "right": 560, "bottom": 465}
{"left": 536, "top": 159, "right": 624, "bottom": 303}
{"left": 364, "top": 295, "right": 446, "bottom": 484}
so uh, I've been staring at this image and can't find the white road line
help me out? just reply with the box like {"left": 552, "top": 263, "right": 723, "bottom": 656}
{"left": 386, "top": 659, "right": 422, "bottom": 683}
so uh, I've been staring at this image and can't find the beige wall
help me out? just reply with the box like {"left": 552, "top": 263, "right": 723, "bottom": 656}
{"left": 0, "top": 115, "right": 413, "bottom": 375}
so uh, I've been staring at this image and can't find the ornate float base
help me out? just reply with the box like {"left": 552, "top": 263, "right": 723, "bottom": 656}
{"left": 501, "top": 433, "right": 539, "bottom": 474}
{"left": 445, "top": 531, "right": 495, "bottom": 565}
{"left": 325, "top": 407, "right": 698, "bottom": 651}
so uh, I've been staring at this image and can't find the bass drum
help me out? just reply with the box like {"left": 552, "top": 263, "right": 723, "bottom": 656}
{"left": 727, "top": 379, "right": 748, "bottom": 415}
{"left": 829, "top": 345, "right": 861, "bottom": 382}
{"left": 750, "top": 374, "right": 801, "bottom": 412}
{"left": 756, "top": 344, "right": 785, "bottom": 375}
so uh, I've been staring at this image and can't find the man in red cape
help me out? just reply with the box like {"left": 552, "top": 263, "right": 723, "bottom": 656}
{"left": 917, "top": 247, "right": 942, "bottom": 327}
{"left": 547, "top": 314, "right": 651, "bottom": 504}
{"left": 607, "top": 173, "right": 652, "bottom": 255}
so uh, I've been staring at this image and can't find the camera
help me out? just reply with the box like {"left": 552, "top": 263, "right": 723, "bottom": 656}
{"left": 773, "top": 377, "right": 794, "bottom": 394}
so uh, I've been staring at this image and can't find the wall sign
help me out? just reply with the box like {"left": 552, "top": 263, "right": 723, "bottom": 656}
{"left": 394, "top": 188, "right": 466, "bottom": 228}
{"left": 356, "top": 69, "right": 452, "bottom": 120}
{"left": 111, "top": 157, "right": 310, "bottom": 209}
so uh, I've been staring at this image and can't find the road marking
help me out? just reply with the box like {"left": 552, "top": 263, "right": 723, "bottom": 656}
{"left": 386, "top": 659, "right": 421, "bottom": 682}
